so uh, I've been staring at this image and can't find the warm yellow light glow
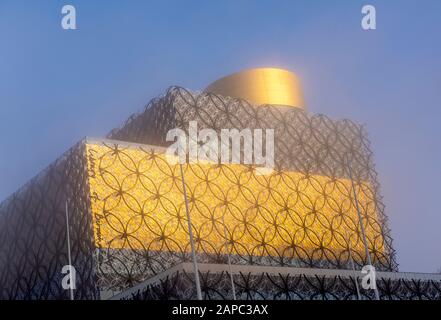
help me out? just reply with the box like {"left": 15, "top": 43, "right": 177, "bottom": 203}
{"left": 85, "top": 142, "right": 384, "bottom": 262}
{"left": 204, "top": 68, "right": 305, "bottom": 109}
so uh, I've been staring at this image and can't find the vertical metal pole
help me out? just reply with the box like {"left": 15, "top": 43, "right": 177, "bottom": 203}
{"left": 346, "top": 154, "right": 380, "bottom": 300}
{"left": 180, "top": 163, "right": 203, "bottom": 300}
{"left": 346, "top": 235, "right": 361, "bottom": 300}
{"left": 221, "top": 214, "right": 236, "bottom": 300}
{"left": 65, "top": 200, "right": 74, "bottom": 300}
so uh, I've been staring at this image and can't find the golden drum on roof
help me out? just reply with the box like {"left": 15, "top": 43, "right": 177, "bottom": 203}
{"left": 204, "top": 67, "right": 305, "bottom": 109}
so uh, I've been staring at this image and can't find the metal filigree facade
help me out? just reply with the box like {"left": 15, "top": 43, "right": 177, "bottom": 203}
{"left": 0, "top": 86, "right": 411, "bottom": 300}
{"left": 108, "top": 87, "right": 397, "bottom": 269}
{"left": 115, "top": 263, "right": 441, "bottom": 301}
{"left": 0, "top": 142, "right": 98, "bottom": 299}
{"left": 132, "top": 271, "right": 441, "bottom": 300}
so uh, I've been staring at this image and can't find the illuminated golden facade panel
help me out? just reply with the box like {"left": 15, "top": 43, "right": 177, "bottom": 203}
{"left": 86, "top": 142, "right": 385, "bottom": 264}
{"left": 204, "top": 68, "right": 305, "bottom": 109}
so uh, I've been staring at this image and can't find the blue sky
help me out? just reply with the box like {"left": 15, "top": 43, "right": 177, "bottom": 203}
{"left": 0, "top": 0, "right": 440, "bottom": 272}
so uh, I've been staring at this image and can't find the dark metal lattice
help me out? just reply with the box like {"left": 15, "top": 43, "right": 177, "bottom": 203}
{"left": 0, "top": 142, "right": 98, "bottom": 299}
{"left": 121, "top": 265, "right": 441, "bottom": 300}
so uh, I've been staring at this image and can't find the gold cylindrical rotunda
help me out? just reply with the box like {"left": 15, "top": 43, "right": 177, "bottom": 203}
{"left": 204, "top": 67, "right": 305, "bottom": 109}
